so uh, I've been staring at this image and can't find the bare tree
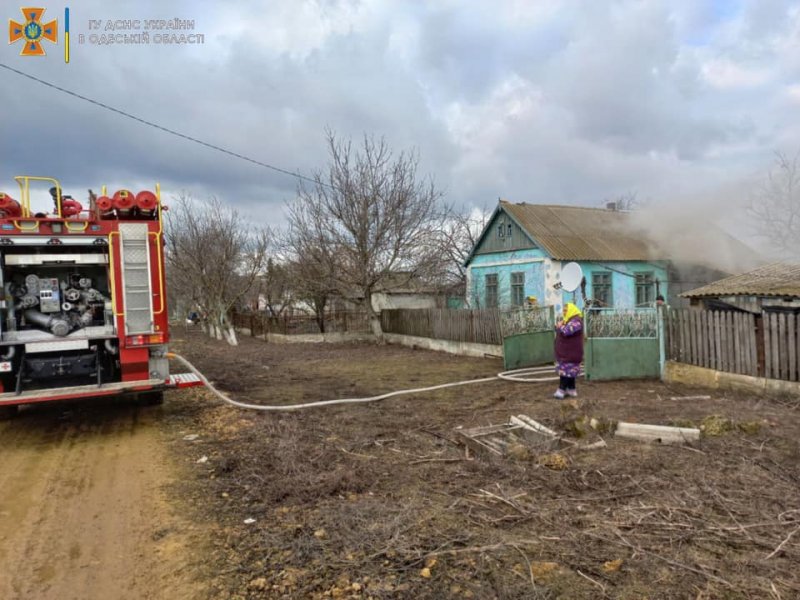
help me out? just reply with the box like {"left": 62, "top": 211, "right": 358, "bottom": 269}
{"left": 258, "top": 258, "right": 293, "bottom": 318}
{"left": 282, "top": 233, "right": 338, "bottom": 333}
{"left": 439, "top": 205, "right": 491, "bottom": 286}
{"left": 603, "top": 191, "right": 642, "bottom": 211}
{"left": 287, "top": 130, "right": 446, "bottom": 339}
{"left": 750, "top": 151, "right": 800, "bottom": 258}
{"left": 165, "top": 193, "right": 269, "bottom": 345}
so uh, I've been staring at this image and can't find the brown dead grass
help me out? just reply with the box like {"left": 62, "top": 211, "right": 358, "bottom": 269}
{"left": 166, "top": 327, "right": 800, "bottom": 600}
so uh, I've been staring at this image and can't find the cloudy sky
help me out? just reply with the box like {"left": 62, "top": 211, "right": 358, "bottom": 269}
{"left": 1, "top": 0, "right": 798, "bottom": 250}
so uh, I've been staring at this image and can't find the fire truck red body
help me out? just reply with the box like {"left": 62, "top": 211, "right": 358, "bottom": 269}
{"left": 0, "top": 176, "right": 199, "bottom": 417}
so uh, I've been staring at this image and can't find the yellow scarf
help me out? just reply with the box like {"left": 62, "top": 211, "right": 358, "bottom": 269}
{"left": 563, "top": 302, "right": 582, "bottom": 322}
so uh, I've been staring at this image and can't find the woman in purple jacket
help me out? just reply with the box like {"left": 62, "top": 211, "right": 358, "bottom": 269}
{"left": 553, "top": 303, "right": 584, "bottom": 399}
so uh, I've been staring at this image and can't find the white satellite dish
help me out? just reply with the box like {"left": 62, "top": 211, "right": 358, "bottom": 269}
{"left": 560, "top": 262, "right": 584, "bottom": 293}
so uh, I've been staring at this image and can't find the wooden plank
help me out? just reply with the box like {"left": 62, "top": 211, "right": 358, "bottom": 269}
{"left": 748, "top": 313, "right": 758, "bottom": 377}
{"left": 724, "top": 312, "right": 733, "bottom": 373}
{"left": 703, "top": 310, "right": 711, "bottom": 368}
{"left": 714, "top": 311, "right": 723, "bottom": 372}
{"left": 733, "top": 312, "right": 742, "bottom": 374}
{"left": 615, "top": 422, "right": 701, "bottom": 445}
{"left": 736, "top": 313, "right": 748, "bottom": 375}
{"left": 795, "top": 318, "right": 800, "bottom": 380}
{"left": 681, "top": 309, "right": 690, "bottom": 364}
{"left": 771, "top": 313, "right": 780, "bottom": 379}
{"left": 687, "top": 310, "right": 695, "bottom": 365}
{"left": 691, "top": 310, "right": 700, "bottom": 366}
{"left": 708, "top": 311, "right": 716, "bottom": 371}
{"left": 779, "top": 313, "right": 789, "bottom": 381}
{"left": 764, "top": 313, "right": 772, "bottom": 379}
{"left": 788, "top": 313, "right": 797, "bottom": 382}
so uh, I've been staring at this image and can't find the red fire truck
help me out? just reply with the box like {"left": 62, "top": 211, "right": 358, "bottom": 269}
{"left": 0, "top": 176, "right": 200, "bottom": 419}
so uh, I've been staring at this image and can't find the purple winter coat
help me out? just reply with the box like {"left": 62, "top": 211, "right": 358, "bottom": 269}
{"left": 555, "top": 317, "right": 584, "bottom": 364}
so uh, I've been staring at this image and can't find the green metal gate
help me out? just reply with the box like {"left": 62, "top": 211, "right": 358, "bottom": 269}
{"left": 585, "top": 308, "right": 664, "bottom": 380}
{"left": 501, "top": 306, "right": 555, "bottom": 370}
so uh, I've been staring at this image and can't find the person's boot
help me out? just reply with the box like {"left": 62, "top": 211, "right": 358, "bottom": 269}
{"left": 566, "top": 389, "right": 578, "bottom": 398}
{"left": 553, "top": 388, "right": 565, "bottom": 399}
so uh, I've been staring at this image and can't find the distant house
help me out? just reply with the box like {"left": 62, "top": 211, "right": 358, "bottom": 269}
{"left": 335, "top": 271, "right": 443, "bottom": 312}
{"left": 681, "top": 262, "right": 800, "bottom": 314}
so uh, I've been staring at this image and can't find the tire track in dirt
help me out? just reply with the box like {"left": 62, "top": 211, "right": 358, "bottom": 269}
{"left": 0, "top": 399, "right": 205, "bottom": 600}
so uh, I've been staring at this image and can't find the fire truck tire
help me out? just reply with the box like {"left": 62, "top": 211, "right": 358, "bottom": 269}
{"left": 139, "top": 391, "right": 164, "bottom": 406}
{"left": 0, "top": 405, "right": 19, "bottom": 420}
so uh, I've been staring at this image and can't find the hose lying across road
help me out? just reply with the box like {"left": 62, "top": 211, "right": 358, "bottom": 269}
{"left": 168, "top": 353, "right": 571, "bottom": 412}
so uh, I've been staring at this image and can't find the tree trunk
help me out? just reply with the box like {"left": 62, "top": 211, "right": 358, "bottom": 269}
{"left": 224, "top": 325, "right": 239, "bottom": 346}
{"left": 365, "top": 291, "right": 384, "bottom": 343}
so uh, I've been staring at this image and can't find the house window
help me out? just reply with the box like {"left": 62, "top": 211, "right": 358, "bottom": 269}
{"left": 485, "top": 273, "right": 498, "bottom": 307}
{"left": 635, "top": 272, "right": 655, "bottom": 306}
{"left": 592, "top": 272, "right": 613, "bottom": 307}
{"left": 511, "top": 272, "right": 525, "bottom": 306}
{"left": 497, "top": 223, "right": 505, "bottom": 238}
{"left": 507, "top": 223, "right": 513, "bottom": 237}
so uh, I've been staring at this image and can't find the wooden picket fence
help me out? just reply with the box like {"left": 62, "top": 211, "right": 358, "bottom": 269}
{"left": 380, "top": 308, "right": 502, "bottom": 345}
{"left": 764, "top": 312, "right": 800, "bottom": 382}
{"left": 667, "top": 308, "right": 800, "bottom": 382}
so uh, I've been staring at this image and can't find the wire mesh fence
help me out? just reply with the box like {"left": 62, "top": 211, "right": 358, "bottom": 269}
{"left": 499, "top": 306, "right": 555, "bottom": 338}
{"left": 585, "top": 308, "right": 659, "bottom": 339}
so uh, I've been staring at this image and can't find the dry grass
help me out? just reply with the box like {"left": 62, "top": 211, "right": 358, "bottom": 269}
{"left": 165, "top": 328, "right": 800, "bottom": 599}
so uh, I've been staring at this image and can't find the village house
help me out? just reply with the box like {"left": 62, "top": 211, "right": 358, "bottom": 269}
{"left": 463, "top": 200, "right": 753, "bottom": 312}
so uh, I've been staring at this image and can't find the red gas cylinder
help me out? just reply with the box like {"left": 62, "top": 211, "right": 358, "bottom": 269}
{"left": 0, "top": 193, "right": 21, "bottom": 218}
{"left": 96, "top": 195, "right": 114, "bottom": 214}
{"left": 113, "top": 190, "right": 135, "bottom": 214}
{"left": 61, "top": 198, "right": 83, "bottom": 218}
{"left": 135, "top": 190, "right": 158, "bottom": 213}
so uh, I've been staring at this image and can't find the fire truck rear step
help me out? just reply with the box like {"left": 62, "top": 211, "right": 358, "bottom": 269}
{"left": 168, "top": 373, "right": 204, "bottom": 388}
{"left": 0, "top": 378, "right": 167, "bottom": 404}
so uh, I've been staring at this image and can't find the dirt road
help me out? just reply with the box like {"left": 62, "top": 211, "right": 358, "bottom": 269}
{"left": 0, "top": 397, "right": 204, "bottom": 600}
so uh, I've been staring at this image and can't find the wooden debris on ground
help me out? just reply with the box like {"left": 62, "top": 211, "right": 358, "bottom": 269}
{"left": 615, "top": 422, "right": 700, "bottom": 445}
{"left": 456, "top": 415, "right": 560, "bottom": 458}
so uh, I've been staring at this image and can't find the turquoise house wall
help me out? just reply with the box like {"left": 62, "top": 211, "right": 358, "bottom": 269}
{"left": 574, "top": 261, "right": 669, "bottom": 309}
{"left": 468, "top": 254, "right": 669, "bottom": 310}
{"left": 468, "top": 248, "right": 549, "bottom": 308}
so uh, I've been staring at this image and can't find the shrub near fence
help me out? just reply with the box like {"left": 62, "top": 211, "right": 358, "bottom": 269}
{"left": 380, "top": 308, "right": 502, "bottom": 345}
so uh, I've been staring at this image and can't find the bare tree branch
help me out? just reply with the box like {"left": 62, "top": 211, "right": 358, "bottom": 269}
{"left": 286, "top": 130, "right": 447, "bottom": 338}
{"left": 750, "top": 151, "right": 800, "bottom": 259}
{"left": 165, "top": 193, "right": 269, "bottom": 345}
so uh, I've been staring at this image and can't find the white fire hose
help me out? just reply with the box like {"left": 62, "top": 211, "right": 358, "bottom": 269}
{"left": 168, "top": 353, "right": 569, "bottom": 412}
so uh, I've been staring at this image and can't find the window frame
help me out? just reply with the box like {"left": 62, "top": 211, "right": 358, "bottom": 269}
{"left": 592, "top": 271, "right": 613, "bottom": 307}
{"left": 485, "top": 273, "right": 498, "bottom": 308}
{"left": 510, "top": 271, "right": 525, "bottom": 306}
{"left": 635, "top": 272, "right": 656, "bottom": 306}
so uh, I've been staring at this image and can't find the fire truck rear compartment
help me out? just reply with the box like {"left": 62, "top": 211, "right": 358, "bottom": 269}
{"left": 0, "top": 244, "right": 121, "bottom": 392}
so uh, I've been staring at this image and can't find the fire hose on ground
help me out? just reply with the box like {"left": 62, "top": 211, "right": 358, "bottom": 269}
{"left": 167, "top": 353, "right": 577, "bottom": 412}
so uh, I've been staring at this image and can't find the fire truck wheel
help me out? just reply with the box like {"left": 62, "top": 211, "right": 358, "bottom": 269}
{"left": 0, "top": 405, "right": 19, "bottom": 420}
{"left": 139, "top": 391, "right": 164, "bottom": 406}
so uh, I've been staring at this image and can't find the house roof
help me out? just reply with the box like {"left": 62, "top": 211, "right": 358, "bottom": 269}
{"left": 500, "top": 202, "right": 652, "bottom": 260}
{"left": 680, "top": 262, "right": 800, "bottom": 298}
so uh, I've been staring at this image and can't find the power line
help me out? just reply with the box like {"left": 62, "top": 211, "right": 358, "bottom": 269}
{"left": 0, "top": 62, "right": 333, "bottom": 190}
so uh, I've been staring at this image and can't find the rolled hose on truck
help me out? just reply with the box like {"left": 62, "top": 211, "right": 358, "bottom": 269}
{"left": 167, "top": 353, "right": 578, "bottom": 412}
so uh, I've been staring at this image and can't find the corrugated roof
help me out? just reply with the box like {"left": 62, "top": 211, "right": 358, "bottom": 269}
{"left": 501, "top": 202, "right": 652, "bottom": 260}
{"left": 681, "top": 262, "right": 800, "bottom": 298}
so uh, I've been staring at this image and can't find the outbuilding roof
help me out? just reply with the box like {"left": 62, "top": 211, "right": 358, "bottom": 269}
{"left": 681, "top": 262, "right": 800, "bottom": 298}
